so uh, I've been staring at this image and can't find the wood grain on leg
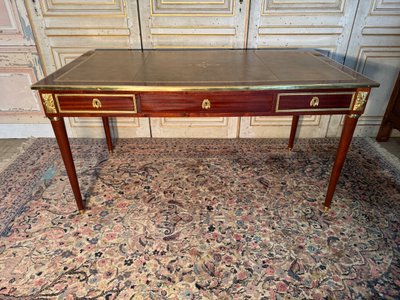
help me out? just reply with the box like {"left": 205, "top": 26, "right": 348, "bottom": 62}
{"left": 102, "top": 117, "right": 113, "bottom": 153}
{"left": 324, "top": 114, "right": 359, "bottom": 210}
{"left": 288, "top": 115, "right": 299, "bottom": 151}
{"left": 50, "top": 117, "right": 85, "bottom": 213}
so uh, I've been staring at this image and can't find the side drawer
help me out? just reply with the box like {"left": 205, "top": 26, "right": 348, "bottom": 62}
{"left": 276, "top": 92, "right": 355, "bottom": 112}
{"left": 140, "top": 92, "right": 274, "bottom": 113}
{"left": 55, "top": 94, "right": 137, "bottom": 113}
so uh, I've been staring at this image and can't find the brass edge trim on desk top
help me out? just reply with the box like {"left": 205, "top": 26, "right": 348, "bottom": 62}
{"left": 32, "top": 82, "right": 379, "bottom": 92}
{"left": 54, "top": 93, "right": 137, "bottom": 114}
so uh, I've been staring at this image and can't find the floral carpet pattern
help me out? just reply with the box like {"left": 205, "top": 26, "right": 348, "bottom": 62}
{"left": 0, "top": 138, "right": 399, "bottom": 299}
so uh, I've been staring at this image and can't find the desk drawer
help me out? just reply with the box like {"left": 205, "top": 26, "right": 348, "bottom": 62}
{"left": 55, "top": 94, "right": 137, "bottom": 113}
{"left": 276, "top": 92, "right": 355, "bottom": 112}
{"left": 140, "top": 92, "right": 273, "bottom": 113}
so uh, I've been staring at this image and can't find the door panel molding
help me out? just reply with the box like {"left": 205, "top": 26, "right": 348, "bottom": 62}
{"left": 261, "top": 0, "right": 345, "bottom": 14}
{"left": 150, "top": 0, "right": 235, "bottom": 16}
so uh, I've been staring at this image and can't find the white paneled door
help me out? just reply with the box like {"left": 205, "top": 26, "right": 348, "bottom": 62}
{"left": 24, "top": 0, "right": 150, "bottom": 138}
{"left": 138, "top": 0, "right": 250, "bottom": 138}
{"left": 337, "top": 0, "right": 400, "bottom": 137}
{"left": 139, "top": 0, "right": 249, "bottom": 49}
{"left": 242, "top": 0, "right": 360, "bottom": 138}
{"left": 0, "top": 0, "right": 46, "bottom": 137}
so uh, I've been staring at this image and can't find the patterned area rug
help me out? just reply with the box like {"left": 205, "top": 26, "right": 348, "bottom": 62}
{"left": 0, "top": 138, "right": 399, "bottom": 299}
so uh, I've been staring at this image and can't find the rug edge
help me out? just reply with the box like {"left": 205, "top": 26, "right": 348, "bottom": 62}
{"left": 0, "top": 138, "right": 36, "bottom": 174}
{"left": 364, "top": 137, "right": 400, "bottom": 174}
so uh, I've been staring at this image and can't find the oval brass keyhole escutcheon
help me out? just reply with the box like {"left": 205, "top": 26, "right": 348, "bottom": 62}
{"left": 310, "top": 96, "right": 319, "bottom": 107}
{"left": 202, "top": 99, "right": 211, "bottom": 110}
{"left": 92, "top": 98, "right": 102, "bottom": 109}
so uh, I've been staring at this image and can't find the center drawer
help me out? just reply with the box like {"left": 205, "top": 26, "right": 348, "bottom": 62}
{"left": 55, "top": 94, "right": 137, "bottom": 113}
{"left": 140, "top": 92, "right": 273, "bottom": 114}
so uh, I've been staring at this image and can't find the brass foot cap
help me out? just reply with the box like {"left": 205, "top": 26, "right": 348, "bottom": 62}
{"left": 288, "top": 147, "right": 293, "bottom": 151}
{"left": 79, "top": 209, "right": 85, "bottom": 215}
{"left": 323, "top": 206, "right": 330, "bottom": 213}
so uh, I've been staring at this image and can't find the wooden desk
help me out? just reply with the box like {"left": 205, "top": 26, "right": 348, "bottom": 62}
{"left": 31, "top": 49, "right": 379, "bottom": 213}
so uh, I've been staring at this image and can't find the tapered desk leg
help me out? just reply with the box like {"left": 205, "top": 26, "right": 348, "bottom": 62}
{"left": 324, "top": 114, "right": 359, "bottom": 211}
{"left": 102, "top": 117, "right": 113, "bottom": 153}
{"left": 50, "top": 117, "right": 85, "bottom": 213}
{"left": 288, "top": 115, "right": 299, "bottom": 151}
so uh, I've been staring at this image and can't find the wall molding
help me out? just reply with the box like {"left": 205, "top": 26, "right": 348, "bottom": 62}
{"left": 262, "top": 0, "right": 345, "bottom": 15}
{"left": 371, "top": 0, "right": 400, "bottom": 15}
{"left": 249, "top": 115, "right": 321, "bottom": 127}
{"left": 150, "top": 0, "right": 235, "bottom": 16}
{"left": 38, "top": 0, "right": 126, "bottom": 16}
{"left": 160, "top": 117, "right": 228, "bottom": 127}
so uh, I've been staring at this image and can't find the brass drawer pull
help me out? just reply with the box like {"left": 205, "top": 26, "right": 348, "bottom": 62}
{"left": 310, "top": 96, "right": 319, "bottom": 107}
{"left": 92, "top": 98, "right": 102, "bottom": 109}
{"left": 202, "top": 99, "right": 211, "bottom": 110}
